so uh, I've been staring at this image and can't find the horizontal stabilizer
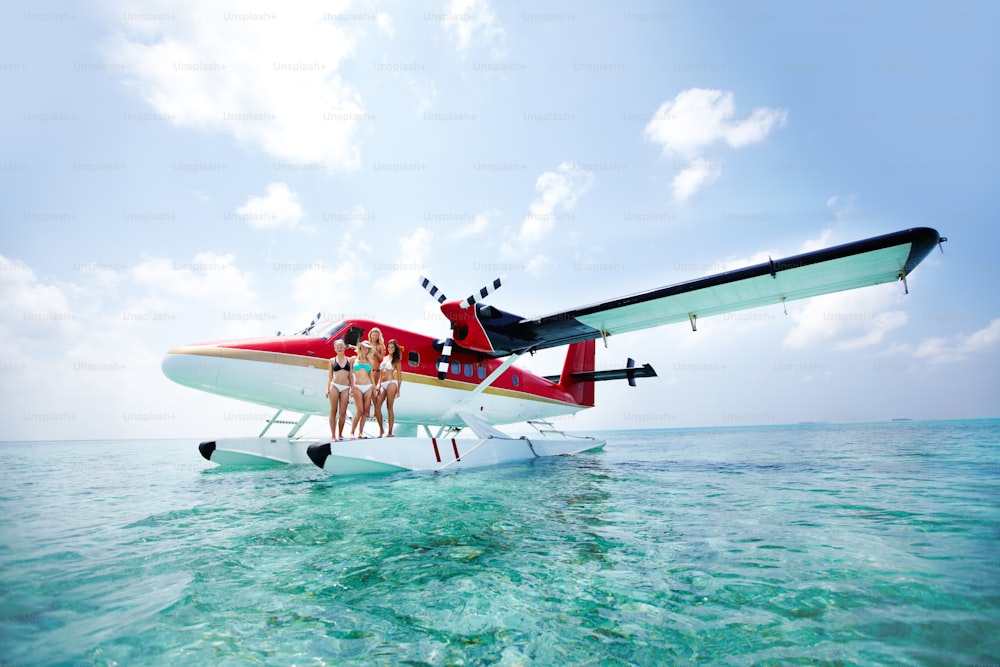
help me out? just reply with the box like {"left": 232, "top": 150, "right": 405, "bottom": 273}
{"left": 545, "top": 359, "right": 656, "bottom": 386}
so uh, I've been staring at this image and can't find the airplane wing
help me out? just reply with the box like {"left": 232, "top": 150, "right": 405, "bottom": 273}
{"left": 470, "top": 227, "right": 944, "bottom": 355}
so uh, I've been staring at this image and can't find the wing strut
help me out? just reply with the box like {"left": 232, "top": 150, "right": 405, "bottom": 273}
{"left": 440, "top": 353, "right": 523, "bottom": 422}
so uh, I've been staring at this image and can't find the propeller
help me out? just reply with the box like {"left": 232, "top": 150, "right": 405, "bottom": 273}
{"left": 420, "top": 277, "right": 502, "bottom": 308}
{"left": 419, "top": 276, "right": 504, "bottom": 379}
{"left": 291, "top": 312, "right": 322, "bottom": 336}
{"left": 462, "top": 277, "right": 503, "bottom": 309}
{"left": 420, "top": 277, "right": 447, "bottom": 304}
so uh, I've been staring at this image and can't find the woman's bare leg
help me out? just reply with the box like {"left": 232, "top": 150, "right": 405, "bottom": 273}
{"left": 328, "top": 393, "right": 337, "bottom": 439}
{"left": 373, "top": 389, "right": 385, "bottom": 437}
{"left": 385, "top": 384, "right": 398, "bottom": 437}
{"left": 337, "top": 390, "right": 350, "bottom": 440}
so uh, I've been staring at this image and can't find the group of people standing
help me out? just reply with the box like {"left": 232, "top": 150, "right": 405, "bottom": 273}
{"left": 325, "top": 327, "right": 402, "bottom": 440}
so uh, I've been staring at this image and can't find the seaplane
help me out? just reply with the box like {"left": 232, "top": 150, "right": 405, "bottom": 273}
{"left": 162, "top": 227, "right": 945, "bottom": 474}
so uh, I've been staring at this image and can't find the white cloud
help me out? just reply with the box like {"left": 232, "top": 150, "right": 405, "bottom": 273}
{"left": 236, "top": 182, "right": 305, "bottom": 230}
{"left": 290, "top": 234, "right": 372, "bottom": 323}
{"left": 720, "top": 249, "right": 774, "bottom": 273}
{"left": 518, "top": 162, "right": 593, "bottom": 245}
{"left": 782, "top": 286, "right": 909, "bottom": 351}
{"left": 0, "top": 255, "right": 211, "bottom": 438}
{"left": 292, "top": 266, "right": 362, "bottom": 324}
{"left": 407, "top": 77, "right": 437, "bottom": 114}
{"left": 645, "top": 88, "right": 788, "bottom": 200}
{"left": 724, "top": 227, "right": 834, "bottom": 268}
{"left": 131, "top": 252, "right": 256, "bottom": 305}
{"left": 442, "top": 0, "right": 505, "bottom": 55}
{"left": 0, "top": 256, "right": 83, "bottom": 344}
{"left": 672, "top": 158, "right": 723, "bottom": 201}
{"left": 498, "top": 163, "right": 593, "bottom": 272}
{"left": 645, "top": 88, "right": 788, "bottom": 159}
{"left": 826, "top": 194, "right": 860, "bottom": 223}
{"left": 376, "top": 11, "right": 394, "bottom": 37}
{"left": 963, "top": 319, "right": 1000, "bottom": 353}
{"left": 107, "top": 0, "right": 364, "bottom": 169}
{"left": 449, "top": 212, "right": 490, "bottom": 239}
{"left": 799, "top": 228, "right": 835, "bottom": 253}
{"left": 374, "top": 227, "right": 434, "bottom": 296}
{"left": 525, "top": 254, "right": 552, "bottom": 276}
{"left": 912, "top": 318, "right": 1000, "bottom": 364}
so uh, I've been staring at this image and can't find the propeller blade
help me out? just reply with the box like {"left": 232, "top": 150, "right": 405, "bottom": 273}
{"left": 462, "top": 276, "right": 503, "bottom": 309}
{"left": 437, "top": 337, "right": 453, "bottom": 380}
{"left": 419, "top": 276, "right": 447, "bottom": 304}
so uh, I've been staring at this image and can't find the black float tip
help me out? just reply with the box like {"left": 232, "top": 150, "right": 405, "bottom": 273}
{"left": 307, "top": 442, "right": 332, "bottom": 469}
{"left": 198, "top": 440, "right": 216, "bottom": 461}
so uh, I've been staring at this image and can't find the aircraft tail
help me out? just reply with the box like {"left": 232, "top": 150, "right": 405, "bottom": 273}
{"left": 558, "top": 340, "right": 596, "bottom": 407}
{"left": 549, "top": 340, "right": 657, "bottom": 407}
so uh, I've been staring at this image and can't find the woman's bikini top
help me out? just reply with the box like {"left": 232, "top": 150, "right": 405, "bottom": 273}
{"left": 331, "top": 357, "right": 351, "bottom": 373}
{"left": 353, "top": 362, "right": 372, "bottom": 373}
{"left": 379, "top": 358, "right": 394, "bottom": 371}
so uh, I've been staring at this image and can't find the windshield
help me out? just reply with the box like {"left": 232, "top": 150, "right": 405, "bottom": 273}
{"left": 310, "top": 320, "right": 346, "bottom": 340}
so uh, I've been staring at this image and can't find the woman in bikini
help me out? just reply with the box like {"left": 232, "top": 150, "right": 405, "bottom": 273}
{"left": 367, "top": 327, "right": 387, "bottom": 360}
{"left": 325, "top": 339, "right": 354, "bottom": 441}
{"left": 374, "top": 338, "right": 402, "bottom": 437}
{"left": 348, "top": 328, "right": 385, "bottom": 421}
{"left": 349, "top": 341, "right": 376, "bottom": 438}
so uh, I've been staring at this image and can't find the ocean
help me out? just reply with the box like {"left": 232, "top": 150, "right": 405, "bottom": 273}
{"left": 1, "top": 420, "right": 997, "bottom": 666}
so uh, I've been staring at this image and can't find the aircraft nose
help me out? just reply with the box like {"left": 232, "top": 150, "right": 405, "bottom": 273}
{"left": 161, "top": 346, "right": 222, "bottom": 390}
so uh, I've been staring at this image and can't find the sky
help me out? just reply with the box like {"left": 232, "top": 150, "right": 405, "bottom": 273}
{"left": 1, "top": 0, "right": 998, "bottom": 440}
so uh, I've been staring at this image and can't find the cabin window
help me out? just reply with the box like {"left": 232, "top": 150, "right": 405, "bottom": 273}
{"left": 463, "top": 363, "right": 473, "bottom": 377}
{"left": 408, "top": 351, "right": 419, "bottom": 367}
{"left": 512, "top": 374, "right": 520, "bottom": 387}
{"left": 477, "top": 366, "right": 486, "bottom": 379}
{"left": 450, "top": 361, "right": 460, "bottom": 375}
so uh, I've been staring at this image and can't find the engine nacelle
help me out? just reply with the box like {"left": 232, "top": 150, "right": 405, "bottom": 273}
{"left": 439, "top": 300, "right": 495, "bottom": 354}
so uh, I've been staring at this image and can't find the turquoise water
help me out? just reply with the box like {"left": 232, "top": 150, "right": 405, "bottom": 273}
{"left": 1, "top": 420, "right": 998, "bottom": 665}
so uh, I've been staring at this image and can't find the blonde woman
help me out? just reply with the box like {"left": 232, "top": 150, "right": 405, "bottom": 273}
{"left": 349, "top": 341, "right": 376, "bottom": 438}
{"left": 325, "top": 339, "right": 354, "bottom": 441}
{"left": 374, "top": 339, "right": 402, "bottom": 437}
{"left": 361, "top": 327, "right": 386, "bottom": 422}
{"left": 367, "top": 327, "right": 387, "bottom": 361}
{"left": 348, "top": 329, "right": 385, "bottom": 385}
{"left": 348, "top": 328, "right": 385, "bottom": 358}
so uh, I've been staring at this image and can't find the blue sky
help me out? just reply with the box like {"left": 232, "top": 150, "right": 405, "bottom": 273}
{"left": 2, "top": 0, "right": 998, "bottom": 439}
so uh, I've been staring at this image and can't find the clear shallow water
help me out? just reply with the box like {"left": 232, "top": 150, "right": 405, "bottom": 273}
{"left": 1, "top": 420, "right": 997, "bottom": 665}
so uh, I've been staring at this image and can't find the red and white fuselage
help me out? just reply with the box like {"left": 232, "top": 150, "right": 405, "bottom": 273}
{"left": 161, "top": 318, "right": 593, "bottom": 433}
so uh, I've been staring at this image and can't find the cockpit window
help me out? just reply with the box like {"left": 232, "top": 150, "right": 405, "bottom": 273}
{"left": 343, "top": 326, "right": 365, "bottom": 348}
{"left": 311, "top": 321, "right": 346, "bottom": 340}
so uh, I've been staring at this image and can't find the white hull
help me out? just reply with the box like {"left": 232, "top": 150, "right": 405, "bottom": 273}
{"left": 198, "top": 433, "right": 605, "bottom": 473}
